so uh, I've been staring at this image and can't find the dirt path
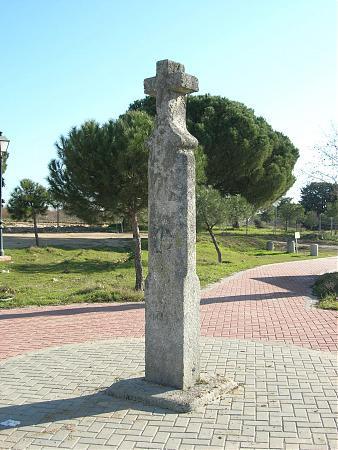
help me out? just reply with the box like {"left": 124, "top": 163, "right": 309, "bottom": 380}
{"left": 3, "top": 232, "right": 145, "bottom": 249}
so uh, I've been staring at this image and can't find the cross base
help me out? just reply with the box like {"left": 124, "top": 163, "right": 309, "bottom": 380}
{"left": 107, "top": 374, "right": 238, "bottom": 413}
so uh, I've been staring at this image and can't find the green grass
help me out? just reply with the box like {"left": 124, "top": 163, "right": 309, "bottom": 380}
{"left": 312, "top": 272, "right": 338, "bottom": 310}
{"left": 196, "top": 232, "right": 336, "bottom": 286}
{"left": 0, "top": 232, "right": 336, "bottom": 309}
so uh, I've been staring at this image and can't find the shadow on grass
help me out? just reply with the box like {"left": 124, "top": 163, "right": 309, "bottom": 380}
{"left": 13, "top": 257, "right": 135, "bottom": 275}
{"left": 14, "top": 248, "right": 134, "bottom": 274}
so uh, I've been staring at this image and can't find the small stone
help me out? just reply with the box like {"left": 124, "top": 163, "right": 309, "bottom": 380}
{"left": 287, "top": 240, "right": 296, "bottom": 253}
{"left": 310, "top": 244, "right": 319, "bottom": 256}
{"left": 266, "top": 241, "right": 274, "bottom": 251}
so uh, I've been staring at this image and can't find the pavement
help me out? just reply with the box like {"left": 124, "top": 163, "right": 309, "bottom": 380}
{"left": 4, "top": 233, "right": 338, "bottom": 251}
{"left": 0, "top": 257, "right": 337, "bottom": 449}
{"left": 3, "top": 233, "right": 141, "bottom": 250}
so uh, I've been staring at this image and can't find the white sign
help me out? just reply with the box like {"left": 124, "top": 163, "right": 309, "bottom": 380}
{"left": 294, "top": 232, "right": 300, "bottom": 239}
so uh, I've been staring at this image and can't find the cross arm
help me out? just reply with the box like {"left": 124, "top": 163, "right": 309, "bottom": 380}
{"left": 144, "top": 77, "right": 157, "bottom": 97}
{"left": 168, "top": 72, "right": 198, "bottom": 94}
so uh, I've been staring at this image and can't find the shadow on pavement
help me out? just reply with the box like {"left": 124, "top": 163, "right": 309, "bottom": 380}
{"left": 201, "top": 291, "right": 297, "bottom": 305}
{"left": 0, "top": 387, "right": 173, "bottom": 429}
{"left": 0, "top": 302, "right": 145, "bottom": 320}
{"left": 252, "top": 274, "right": 317, "bottom": 297}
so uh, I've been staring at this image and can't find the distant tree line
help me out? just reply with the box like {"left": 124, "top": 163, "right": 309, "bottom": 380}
{"left": 258, "top": 181, "right": 338, "bottom": 233}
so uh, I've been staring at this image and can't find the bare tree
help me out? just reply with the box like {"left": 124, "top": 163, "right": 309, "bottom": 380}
{"left": 307, "top": 125, "right": 338, "bottom": 184}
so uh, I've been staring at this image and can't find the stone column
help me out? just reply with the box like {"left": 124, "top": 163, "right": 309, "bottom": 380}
{"left": 266, "top": 241, "right": 274, "bottom": 251}
{"left": 287, "top": 240, "right": 296, "bottom": 253}
{"left": 310, "top": 244, "right": 319, "bottom": 256}
{"left": 144, "top": 60, "right": 200, "bottom": 390}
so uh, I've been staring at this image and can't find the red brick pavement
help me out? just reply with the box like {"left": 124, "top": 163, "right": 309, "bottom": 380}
{"left": 0, "top": 257, "right": 337, "bottom": 360}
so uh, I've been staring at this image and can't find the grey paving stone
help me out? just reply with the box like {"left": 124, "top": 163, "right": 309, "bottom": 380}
{"left": 0, "top": 337, "right": 336, "bottom": 449}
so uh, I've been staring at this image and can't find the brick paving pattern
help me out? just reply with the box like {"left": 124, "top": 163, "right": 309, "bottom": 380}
{"left": 0, "top": 257, "right": 337, "bottom": 360}
{"left": 201, "top": 256, "right": 338, "bottom": 352}
{"left": 0, "top": 338, "right": 337, "bottom": 450}
{"left": 0, "top": 258, "right": 337, "bottom": 449}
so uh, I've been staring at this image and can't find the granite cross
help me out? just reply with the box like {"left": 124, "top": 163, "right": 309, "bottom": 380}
{"left": 144, "top": 60, "right": 201, "bottom": 390}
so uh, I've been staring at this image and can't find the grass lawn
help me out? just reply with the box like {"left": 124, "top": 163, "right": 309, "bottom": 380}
{"left": 219, "top": 226, "right": 338, "bottom": 245}
{"left": 0, "top": 231, "right": 336, "bottom": 309}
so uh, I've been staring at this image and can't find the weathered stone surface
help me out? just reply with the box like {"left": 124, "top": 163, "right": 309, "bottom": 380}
{"left": 144, "top": 60, "right": 200, "bottom": 390}
{"left": 107, "top": 374, "right": 237, "bottom": 413}
{"left": 310, "top": 243, "right": 319, "bottom": 256}
{"left": 287, "top": 240, "right": 296, "bottom": 253}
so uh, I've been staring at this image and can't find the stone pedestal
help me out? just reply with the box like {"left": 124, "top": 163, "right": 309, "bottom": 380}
{"left": 287, "top": 240, "right": 296, "bottom": 253}
{"left": 108, "top": 374, "right": 237, "bottom": 413}
{"left": 310, "top": 244, "right": 319, "bottom": 256}
{"left": 266, "top": 241, "right": 274, "bottom": 251}
{"left": 144, "top": 60, "right": 200, "bottom": 390}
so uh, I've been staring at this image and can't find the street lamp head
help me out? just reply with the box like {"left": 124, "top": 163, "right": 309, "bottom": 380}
{"left": 0, "top": 132, "right": 10, "bottom": 155}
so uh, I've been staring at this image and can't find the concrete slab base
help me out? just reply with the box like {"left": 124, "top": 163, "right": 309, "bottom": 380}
{"left": 0, "top": 256, "right": 12, "bottom": 262}
{"left": 107, "top": 374, "right": 238, "bottom": 413}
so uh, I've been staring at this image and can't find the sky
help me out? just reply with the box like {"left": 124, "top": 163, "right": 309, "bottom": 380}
{"left": 0, "top": 0, "right": 336, "bottom": 203}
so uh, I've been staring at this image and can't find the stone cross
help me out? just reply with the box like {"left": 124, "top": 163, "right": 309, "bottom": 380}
{"left": 144, "top": 60, "right": 200, "bottom": 389}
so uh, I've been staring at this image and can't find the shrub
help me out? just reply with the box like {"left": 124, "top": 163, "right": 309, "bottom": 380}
{"left": 0, "top": 286, "right": 16, "bottom": 300}
{"left": 313, "top": 272, "right": 338, "bottom": 311}
{"left": 254, "top": 218, "right": 264, "bottom": 228}
{"left": 313, "top": 272, "right": 338, "bottom": 298}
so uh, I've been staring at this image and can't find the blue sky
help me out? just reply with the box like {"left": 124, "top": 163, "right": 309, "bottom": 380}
{"left": 1, "top": 0, "right": 336, "bottom": 202}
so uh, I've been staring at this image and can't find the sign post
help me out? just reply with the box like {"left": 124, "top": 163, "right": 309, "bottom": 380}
{"left": 294, "top": 231, "right": 300, "bottom": 254}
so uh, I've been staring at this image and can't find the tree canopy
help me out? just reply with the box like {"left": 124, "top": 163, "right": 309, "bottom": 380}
{"left": 130, "top": 94, "right": 299, "bottom": 207}
{"left": 300, "top": 182, "right": 337, "bottom": 216}
{"left": 48, "top": 110, "right": 154, "bottom": 290}
{"left": 49, "top": 112, "right": 153, "bottom": 222}
{"left": 224, "top": 194, "right": 255, "bottom": 229}
{"left": 278, "top": 197, "right": 304, "bottom": 231}
{"left": 7, "top": 179, "right": 49, "bottom": 246}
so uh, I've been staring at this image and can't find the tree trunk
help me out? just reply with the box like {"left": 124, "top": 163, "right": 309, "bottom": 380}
{"left": 285, "top": 219, "right": 288, "bottom": 232}
{"left": 131, "top": 211, "right": 144, "bottom": 291}
{"left": 56, "top": 207, "right": 60, "bottom": 230}
{"left": 245, "top": 218, "right": 249, "bottom": 235}
{"left": 33, "top": 214, "right": 39, "bottom": 247}
{"left": 207, "top": 225, "right": 222, "bottom": 263}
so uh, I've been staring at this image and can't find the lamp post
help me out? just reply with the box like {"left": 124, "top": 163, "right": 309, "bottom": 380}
{"left": 0, "top": 132, "right": 9, "bottom": 258}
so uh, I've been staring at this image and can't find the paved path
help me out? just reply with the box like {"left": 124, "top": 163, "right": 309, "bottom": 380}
{"left": 0, "top": 258, "right": 337, "bottom": 449}
{"left": 0, "top": 257, "right": 337, "bottom": 361}
{"left": 3, "top": 232, "right": 141, "bottom": 250}
{"left": 0, "top": 338, "right": 337, "bottom": 450}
